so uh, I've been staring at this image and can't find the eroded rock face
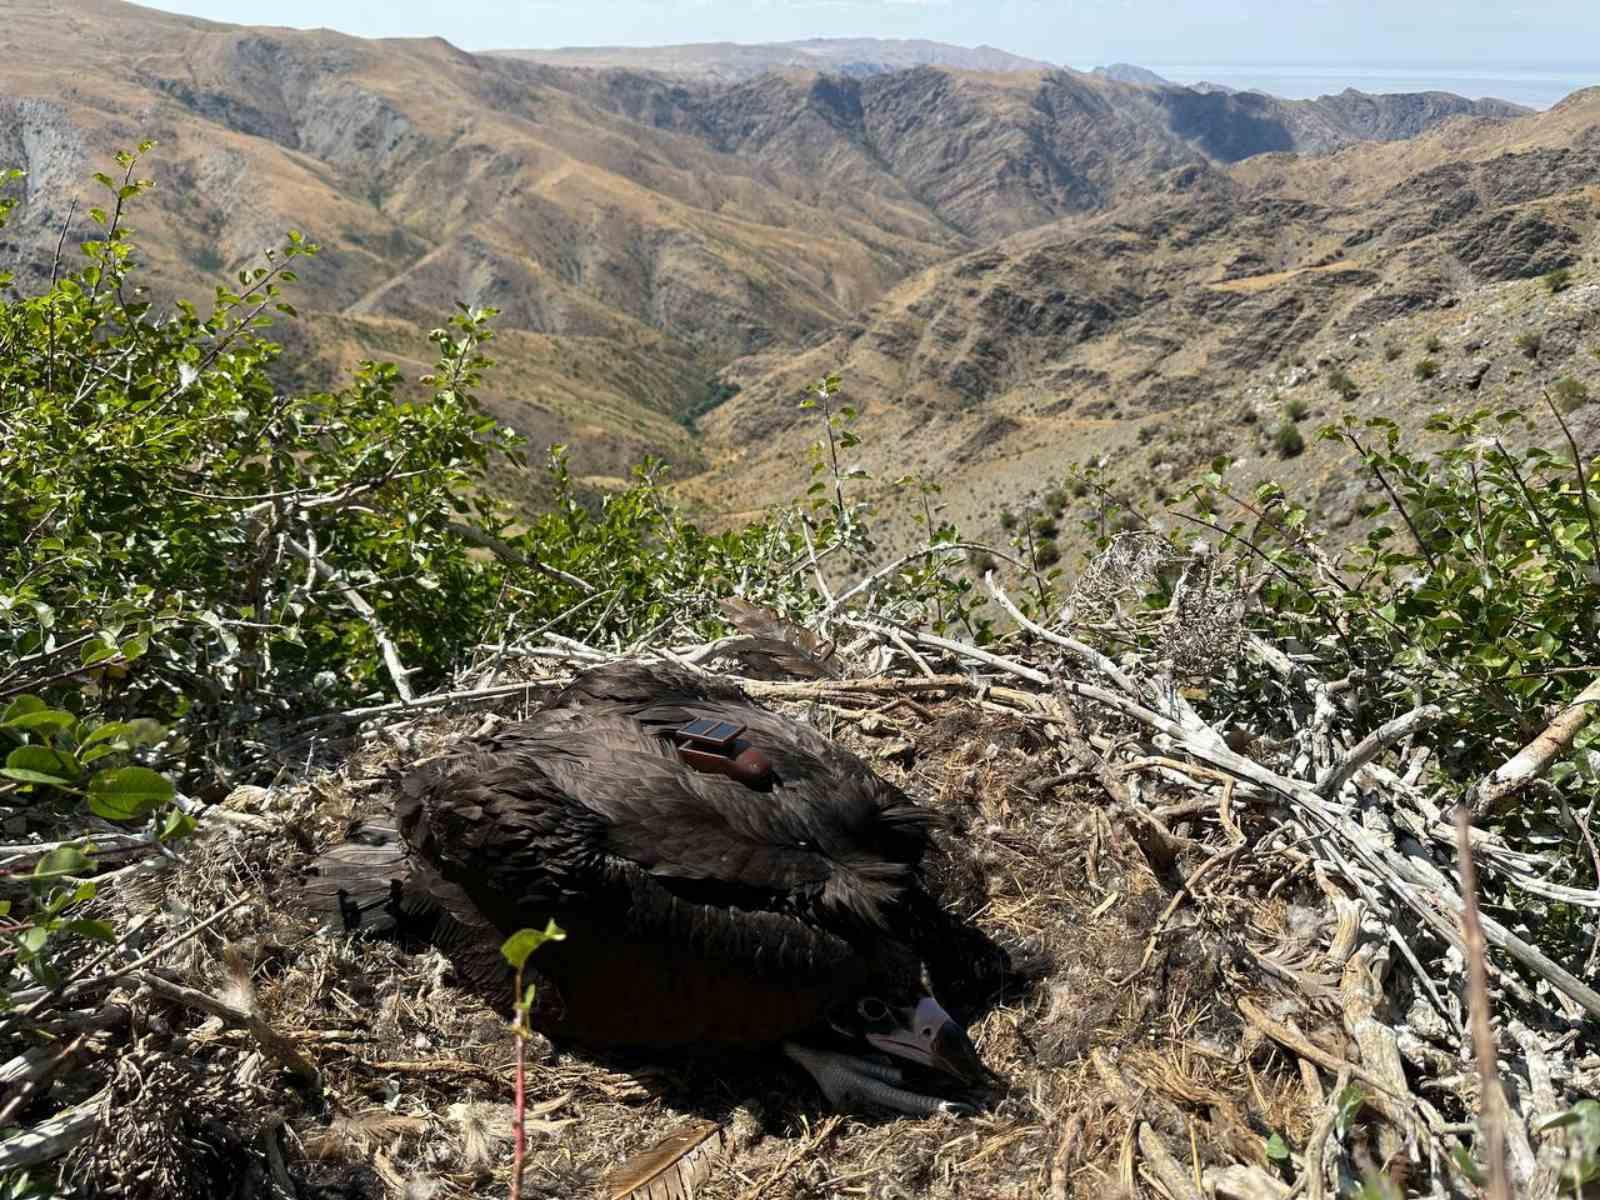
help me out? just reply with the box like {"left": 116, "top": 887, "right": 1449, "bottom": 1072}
{"left": 1452, "top": 210, "right": 1582, "bottom": 280}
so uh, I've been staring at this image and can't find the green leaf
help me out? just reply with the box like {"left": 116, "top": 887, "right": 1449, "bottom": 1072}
{"left": 81, "top": 723, "right": 134, "bottom": 750}
{"left": 160, "top": 808, "right": 198, "bottom": 842}
{"left": 87, "top": 766, "right": 174, "bottom": 822}
{"left": 500, "top": 919, "right": 566, "bottom": 970}
{"left": 1264, "top": 1132, "right": 1290, "bottom": 1162}
{"left": 32, "top": 846, "right": 93, "bottom": 881}
{"left": 0, "top": 697, "right": 47, "bottom": 726}
{"left": 81, "top": 639, "right": 120, "bottom": 667}
{"left": 63, "top": 920, "right": 116, "bottom": 943}
{"left": 2, "top": 745, "right": 79, "bottom": 787}
{"left": 4, "top": 710, "right": 78, "bottom": 735}
{"left": 1451, "top": 1146, "right": 1486, "bottom": 1185}
{"left": 16, "top": 928, "right": 50, "bottom": 957}
{"left": 1333, "top": 1084, "right": 1366, "bottom": 1137}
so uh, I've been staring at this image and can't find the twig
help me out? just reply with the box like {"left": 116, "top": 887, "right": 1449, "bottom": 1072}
{"left": 736, "top": 1115, "right": 840, "bottom": 1200}
{"left": 1304, "top": 1068, "right": 1352, "bottom": 1200}
{"left": 445, "top": 521, "right": 595, "bottom": 595}
{"left": 134, "top": 970, "right": 319, "bottom": 1086}
{"left": 983, "top": 572, "right": 1139, "bottom": 696}
{"left": 297, "top": 679, "right": 557, "bottom": 728}
{"left": 885, "top": 628, "right": 937, "bottom": 680}
{"left": 0, "top": 1096, "right": 102, "bottom": 1172}
{"left": 1236, "top": 997, "right": 1414, "bottom": 1109}
{"left": 1470, "top": 675, "right": 1600, "bottom": 815}
{"left": 822, "top": 542, "right": 1024, "bottom": 617}
{"left": 1456, "top": 807, "right": 1510, "bottom": 1200}
{"left": 1316, "top": 705, "right": 1443, "bottom": 798}
{"left": 1137, "top": 1123, "right": 1205, "bottom": 1200}
{"left": 1, "top": 896, "right": 251, "bottom": 1027}
{"left": 283, "top": 535, "right": 416, "bottom": 703}
{"left": 1543, "top": 387, "right": 1600, "bottom": 565}
{"left": 798, "top": 518, "right": 836, "bottom": 608}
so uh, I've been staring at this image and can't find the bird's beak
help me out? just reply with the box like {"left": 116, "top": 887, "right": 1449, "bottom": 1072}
{"left": 865, "top": 996, "right": 991, "bottom": 1086}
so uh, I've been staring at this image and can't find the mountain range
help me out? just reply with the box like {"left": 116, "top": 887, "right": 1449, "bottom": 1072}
{"left": 488, "top": 37, "right": 1056, "bottom": 81}
{"left": 2, "top": 1, "right": 1595, "bottom": 545}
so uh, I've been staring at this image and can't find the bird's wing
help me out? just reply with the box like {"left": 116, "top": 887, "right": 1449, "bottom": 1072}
{"left": 398, "top": 713, "right": 923, "bottom": 983}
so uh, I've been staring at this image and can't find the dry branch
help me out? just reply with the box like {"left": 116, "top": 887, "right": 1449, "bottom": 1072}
{"left": 284, "top": 535, "right": 416, "bottom": 703}
{"left": 1456, "top": 808, "right": 1510, "bottom": 1200}
{"left": 134, "top": 971, "right": 320, "bottom": 1087}
{"left": 1472, "top": 675, "right": 1600, "bottom": 815}
{"left": 445, "top": 521, "right": 595, "bottom": 595}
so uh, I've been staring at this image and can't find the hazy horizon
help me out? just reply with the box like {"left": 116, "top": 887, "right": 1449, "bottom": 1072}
{"left": 137, "top": 0, "right": 1600, "bottom": 78}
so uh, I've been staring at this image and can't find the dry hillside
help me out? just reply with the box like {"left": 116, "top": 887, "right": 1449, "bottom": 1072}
{"left": 686, "top": 90, "right": 1600, "bottom": 560}
{"left": 0, "top": 0, "right": 1545, "bottom": 496}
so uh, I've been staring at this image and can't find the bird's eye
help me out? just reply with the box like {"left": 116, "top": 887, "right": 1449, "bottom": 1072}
{"left": 857, "top": 997, "right": 890, "bottom": 1023}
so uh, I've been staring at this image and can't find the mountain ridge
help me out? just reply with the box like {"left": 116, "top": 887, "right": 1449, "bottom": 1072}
{"left": 2, "top": 0, "right": 1588, "bottom": 533}
{"left": 484, "top": 37, "right": 1056, "bottom": 81}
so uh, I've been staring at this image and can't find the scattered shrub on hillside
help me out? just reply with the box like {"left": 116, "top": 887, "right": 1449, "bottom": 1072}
{"left": 1034, "top": 539, "right": 1061, "bottom": 567}
{"left": 1042, "top": 487, "right": 1068, "bottom": 512}
{"left": 1274, "top": 421, "right": 1306, "bottom": 458}
{"left": 678, "top": 378, "right": 741, "bottom": 429}
{"left": 1423, "top": 334, "right": 1443, "bottom": 354}
{"left": 1032, "top": 515, "right": 1060, "bottom": 539}
{"left": 1284, "top": 397, "right": 1310, "bottom": 422}
{"left": 1545, "top": 266, "right": 1573, "bottom": 294}
{"left": 1414, "top": 357, "right": 1440, "bottom": 381}
{"left": 999, "top": 509, "right": 1018, "bottom": 531}
{"left": 1325, "top": 367, "right": 1359, "bottom": 402}
{"left": 1552, "top": 376, "right": 1591, "bottom": 411}
{"left": 1383, "top": 342, "right": 1402, "bottom": 362}
{"left": 1516, "top": 330, "right": 1543, "bottom": 357}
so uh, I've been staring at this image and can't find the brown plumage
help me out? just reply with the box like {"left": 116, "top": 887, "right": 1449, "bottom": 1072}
{"left": 304, "top": 661, "right": 995, "bottom": 1113}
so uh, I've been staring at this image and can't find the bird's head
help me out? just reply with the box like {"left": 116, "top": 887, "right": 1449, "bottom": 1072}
{"left": 827, "top": 983, "right": 992, "bottom": 1088}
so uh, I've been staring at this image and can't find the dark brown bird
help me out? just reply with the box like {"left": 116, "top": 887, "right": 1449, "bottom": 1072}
{"left": 304, "top": 661, "right": 993, "bottom": 1115}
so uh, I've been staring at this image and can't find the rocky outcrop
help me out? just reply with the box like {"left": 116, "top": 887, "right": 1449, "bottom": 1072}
{"left": 1452, "top": 210, "right": 1582, "bottom": 280}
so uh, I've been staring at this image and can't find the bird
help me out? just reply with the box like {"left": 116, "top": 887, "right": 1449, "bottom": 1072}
{"left": 301, "top": 660, "right": 997, "bottom": 1116}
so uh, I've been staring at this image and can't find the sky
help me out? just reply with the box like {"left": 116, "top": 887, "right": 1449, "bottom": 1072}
{"left": 136, "top": 0, "right": 1600, "bottom": 67}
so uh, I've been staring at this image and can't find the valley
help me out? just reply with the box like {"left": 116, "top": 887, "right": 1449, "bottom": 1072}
{"left": 2, "top": 0, "right": 1596, "bottom": 555}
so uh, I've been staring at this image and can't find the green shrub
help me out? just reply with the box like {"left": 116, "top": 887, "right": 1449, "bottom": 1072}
{"left": 1192, "top": 410, "right": 1600, "bottom": 791}
{"left": 1423, "top": 334, "right": 1443, "bottom": 354}
{"left": 1274, "top": 421, "right": 1306, "bottom": 458}
{"left": 1034, "top": 538, "right": 1061, "bottom": 567}
{"left": 1414, "top": 357, "right": 1439, "bottom": 381}
{"left": 0, "top": 151, "right": 1001, "bottom": 784}
{"left": 1545, "top": 266, "right": 1573, "bottom": 294}
{"left": 1552, "top": 376, "right": 1591, "bottom": 411}
{"left": 1383, "top": 342, "right": 1402, "bottom": 362}
{"left": 1516, "top": 330, "right": 1543, "bottom": 357}
{"left": 1284, "top": 397, "right": 1311, "bottom": 422}
{"left": 999, "top": 509, "right": 1018, "bottom": 531}
{"left": 1032, "top": 515, "right": 1060, "bottom": 539}
{"left": 678, "top": 378, "right": 741, "bottom": 429}
{"left": 1325, "top": 367, "right": 1359, "bottom": 402}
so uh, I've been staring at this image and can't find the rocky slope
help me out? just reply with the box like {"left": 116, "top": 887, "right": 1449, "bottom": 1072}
{"left": 684, "top": 91, "right": 1600, "bottom": 554}
{"left": 0, "top": 0, "right": 1566, "bottom": 512}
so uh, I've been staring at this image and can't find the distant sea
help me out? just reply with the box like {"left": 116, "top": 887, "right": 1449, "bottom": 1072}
{"left": 1117, "top": 64, "right": 1599, "bottom": 111}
